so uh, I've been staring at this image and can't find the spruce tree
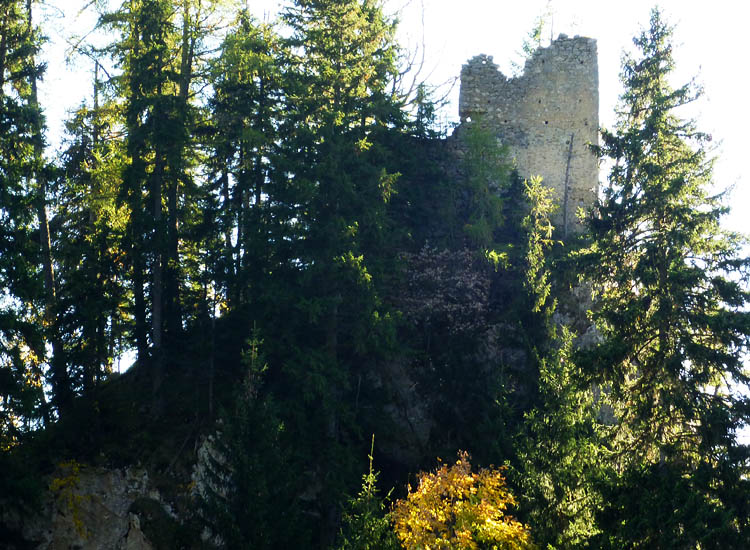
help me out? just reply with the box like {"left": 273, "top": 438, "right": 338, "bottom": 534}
{"left": 513, "top": 177, "right": 605, "bottom": 550}
{"left": 0, "top": 0, "right": 55, "bottom": 433}
{"left": 264, "top": 0, "right": 405, "bottom": 544}
{"left": 580, "top": 9, "right": 750, "bottom": 547}
{"left": 103, "top": 0, "right": 217, "bottom": 412}
{"left": 205, "top": 10, "right": 283, "bottom": 310}
{"left": 56, "top": 81, "right": 129, "bottom": 396}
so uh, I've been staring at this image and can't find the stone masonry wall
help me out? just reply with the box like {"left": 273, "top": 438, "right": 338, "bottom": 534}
{"left": 459, "top": 35, "right": 599, "bottom": 235}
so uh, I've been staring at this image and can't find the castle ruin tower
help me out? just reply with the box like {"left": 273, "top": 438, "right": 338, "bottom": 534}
{"left": 459, "top": 35, "right": 599, "bottom": 235}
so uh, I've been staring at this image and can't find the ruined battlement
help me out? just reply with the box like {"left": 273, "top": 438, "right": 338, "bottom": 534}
{"left": 459, "top": 35, "right": 599, "bottom": 235}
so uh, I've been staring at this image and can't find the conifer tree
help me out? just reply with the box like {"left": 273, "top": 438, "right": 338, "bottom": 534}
{"left": 103, "top": 0, "right": 220, "bottom": 412}
{"left": 281, "top": 0, "right": 403, "bottom": 278}
{"left": 0, "top": 0, "right": 57, "bottom": 433}
{"left": 55, "top": 75, "right": 129, "bottom": 395}
{"left": 23, "top": 0, "right": 71, "bottom": 416}
{"left": 580, "top": 9, "right": 750, "bottom": 547}
{"left": 336, "top": 442, "right": 399, "bottom": 550}
{"left": 510, "top": 177, "right": 603, "bottom": 550}
{"left": 205, "top": 10, "right": 283, "bottom": 309}
{"left": 114, "top": 0, "right": 178, "bottom": 410}
{"left": 263, "top": 0, "right": 405, "bottom": 543}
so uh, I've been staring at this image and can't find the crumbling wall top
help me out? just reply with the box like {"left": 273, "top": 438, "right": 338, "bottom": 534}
{"left": 458, "top": 35, "right": 599, "bottom": 236}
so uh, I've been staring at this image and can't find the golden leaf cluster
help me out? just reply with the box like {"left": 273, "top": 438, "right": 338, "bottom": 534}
{"left": 392, "top": 452, "right": 535, "bottom": 550}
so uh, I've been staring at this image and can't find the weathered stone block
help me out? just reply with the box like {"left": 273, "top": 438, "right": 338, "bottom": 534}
{"left": 458, "top": 36, "right": 599, "bottom": 235}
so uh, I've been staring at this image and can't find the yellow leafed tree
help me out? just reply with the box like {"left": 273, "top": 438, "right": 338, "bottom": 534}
{"left": 392, "top": 452, "right": 535, "bottom": 550}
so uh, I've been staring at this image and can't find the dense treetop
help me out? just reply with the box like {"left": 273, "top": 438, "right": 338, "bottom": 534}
{"left": 0, "top": 3, "right": 748, "bottom": 549}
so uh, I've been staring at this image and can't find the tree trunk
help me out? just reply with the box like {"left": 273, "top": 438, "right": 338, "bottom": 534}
{"left": 126, "top": 0, "right": 149, "bottom": 368}
{"left": 133, "top": 241, "right": 149, "bottom": 363}
{"left": 27, "top": 0, "right": 71, "bottom": 417}
{"left": 164, "top": 0, "right": 197, "bottom": 345}
{"left": 152, "top": 144, "right": 165, "bottom": 416}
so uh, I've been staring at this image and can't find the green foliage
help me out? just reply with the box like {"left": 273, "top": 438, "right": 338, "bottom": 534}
{"left": 579, "top": 8, "right": 750, "bottom": 547}
{"left": 55, "top": 95, "right": 130, "bottom": 396}
{"left": 104, "top": 0, "right": 219, "bottom": 379}
{"left": 511, "top": 4, "right": 551, "bottom": 76}
{"left": 460, "top": 121, "right": 510, "bottom": 251}
{"left": 520, "top": 176, "right": 558, "bottom": 314}
{"left": 593, "top": 461, "right": 750, "bottom": 550}
{"left": 199, "top": 327, "right": 315, "bottom": 549}
{"left": 0, "top": 0, "right": 52, "bottom": 440}
{"left": 204, "top": 9, "right": 284, "bottom": 309}
{"left": 411, "top": 83, "right": 445, "bottom": 139}
{"left": 247, "top": 1, "right": 412, "bottom": 544}
{"left": 516, "top": 328, "right": 604, "bottom": 550}
{"left": 506, "top": 169, "right": 605, "bottom": 550}
{"left": 336, "top": 438, "right": 399, "bottom": 550}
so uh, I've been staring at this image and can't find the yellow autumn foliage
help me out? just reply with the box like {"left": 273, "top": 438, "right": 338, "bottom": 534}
{"left": 392, "top": 452, "right": 535, "bottom": 550}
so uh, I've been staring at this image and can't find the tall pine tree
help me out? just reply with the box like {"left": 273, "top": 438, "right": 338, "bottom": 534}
{"left": 205, "top": 9, "right": 283, "bottom": 310}
{"left": 580, "top": 9, "right": 750, "bottom": 548}
{"left": 103, "top": 0, "right": 219, "bottom": 413}
{"left": 254, "top": 0, "right": 405, "bottom": 544}
{"left": 56, "top": 71, "right": 129, "bottom": 396}
{"left": 0, "top": 0, "right": 49, "bottom": 441}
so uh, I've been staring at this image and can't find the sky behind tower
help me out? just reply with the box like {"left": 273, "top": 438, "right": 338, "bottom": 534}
{"left": 39, "top": 0, "right": 748, "bottom": 231}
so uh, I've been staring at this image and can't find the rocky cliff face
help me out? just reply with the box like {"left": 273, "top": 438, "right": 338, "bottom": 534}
{"left": 2, "top": 463, "right": 164, "bottom": 549}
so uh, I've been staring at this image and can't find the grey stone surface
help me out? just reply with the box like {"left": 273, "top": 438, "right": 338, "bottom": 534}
{"left": 459, "top": 35, "right": 599, "bottom": 234}
{"left": 2, "top": 465, "right": 158, "bottom": 550}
